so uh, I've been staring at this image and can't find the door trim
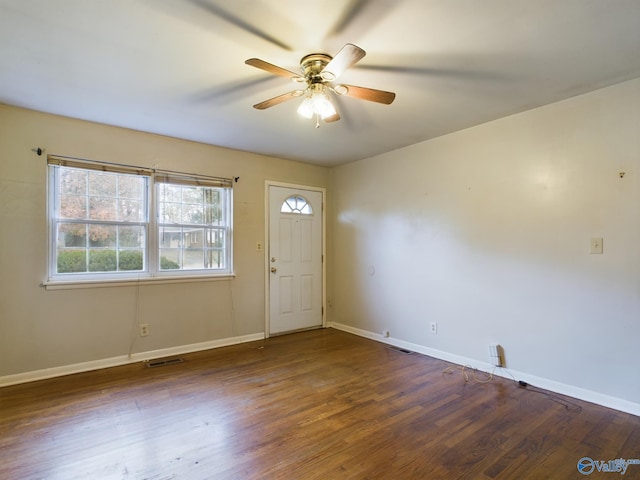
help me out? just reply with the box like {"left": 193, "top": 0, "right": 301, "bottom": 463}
{"left": 264, "top": 181, "right": 326, "bottom": 338}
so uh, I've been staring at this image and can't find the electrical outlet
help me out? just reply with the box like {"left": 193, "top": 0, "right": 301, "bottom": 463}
{"left": 256, "top": 242, "right": 263, "bottom": 252}
{"left": 139, "top": 324, "right": 149, "bottom": 337}
{"left": 430, "top": 322, "right": 437, "bottom": 334}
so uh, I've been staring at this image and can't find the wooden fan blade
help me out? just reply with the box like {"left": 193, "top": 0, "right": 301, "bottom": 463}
{"left": 245, "top": 58, "right": 303, "bottom": 81}
{"left": 338, "top": 84, "right": 396, "bottom": 104}
{"left": 328, "top": 0, "right": 397, "bottom": 42}
{"left": 190, "top": 0, "right": 293, "bottom": 51}
{"left": 324, "top": 112, "right": 341, "bottom": 123}
{"left": 253, "top": 90, "right": 304, "bottom": 110}
{"left": 321, "top": 44, "right": 366, "bottom": 81}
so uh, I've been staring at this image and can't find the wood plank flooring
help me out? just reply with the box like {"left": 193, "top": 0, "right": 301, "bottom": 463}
{"left": 1, "top": 328, "right": 639, "bottom": 479}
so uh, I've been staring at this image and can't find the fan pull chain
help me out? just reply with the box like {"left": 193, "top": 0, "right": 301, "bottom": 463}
{"left": 315, "top": 114, "right": 320, "bottom": 129}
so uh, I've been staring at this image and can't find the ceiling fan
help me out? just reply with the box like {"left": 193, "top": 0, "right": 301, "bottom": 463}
{"left": 245, "top": 44, "right": 396, "bottom": 127}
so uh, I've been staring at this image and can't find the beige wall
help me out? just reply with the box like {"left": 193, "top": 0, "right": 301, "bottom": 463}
{"left": 331, "top": 78, "right": 640, "bottom": 412}
{"left": 0, "top": 105, "right": 331, "bottom": 377}
{"left": 2, "top": 78, "right": 639, "bottom": 414}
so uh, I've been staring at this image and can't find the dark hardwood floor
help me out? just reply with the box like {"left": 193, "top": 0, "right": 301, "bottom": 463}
{"left": 1, "top": 328, "right": 639, "bottom": 479}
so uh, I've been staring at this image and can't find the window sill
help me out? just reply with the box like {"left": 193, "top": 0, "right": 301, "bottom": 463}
{"left": 42, "top": 273, "right": 236, "bottom": 290}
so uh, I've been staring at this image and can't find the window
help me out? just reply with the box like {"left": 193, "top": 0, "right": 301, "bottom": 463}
{"left": 48, "top": 156, "right": 233, "bottom": 283}
{"left": 156, "top": 172, "right": 230, "bottom": 272}
{"left": 280, "top": 195, "right": 313, "bottom": 215}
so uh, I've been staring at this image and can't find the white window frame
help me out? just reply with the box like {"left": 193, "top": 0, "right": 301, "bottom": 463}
{"left": 45, "top": 156, "right": 233, "bottom": 289}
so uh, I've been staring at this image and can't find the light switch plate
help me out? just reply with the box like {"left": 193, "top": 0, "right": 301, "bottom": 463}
{"left": 590, "top": 237, "right": 603, "bottom": 254}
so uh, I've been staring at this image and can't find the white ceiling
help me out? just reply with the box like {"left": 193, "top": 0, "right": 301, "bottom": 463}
{"left": 1, "top": 0, "right": 639, "bottom": 166}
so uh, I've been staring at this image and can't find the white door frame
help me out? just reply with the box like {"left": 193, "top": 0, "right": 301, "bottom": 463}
{"left": 264, "top": 180, "right": 326, "bottom": 338}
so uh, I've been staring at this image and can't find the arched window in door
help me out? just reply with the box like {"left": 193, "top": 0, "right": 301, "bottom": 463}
{"left": 280, "top": 195, "right": 313, "bottom": 215}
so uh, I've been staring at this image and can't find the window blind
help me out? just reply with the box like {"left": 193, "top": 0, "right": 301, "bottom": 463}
{"left": 154, "top": 170, "right": 233, "bottom": 188}
{"left": 47, "top": 155, "right": 153, "bottom": 176}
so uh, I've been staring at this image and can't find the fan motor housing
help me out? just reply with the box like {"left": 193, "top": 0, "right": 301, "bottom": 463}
{"left": 300, "top": 53, "right": 332, "bottom": 81}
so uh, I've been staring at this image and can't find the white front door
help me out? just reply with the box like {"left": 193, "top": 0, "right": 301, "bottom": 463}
{"left": 268, "top": 185, "right": 323, "bottom": 335}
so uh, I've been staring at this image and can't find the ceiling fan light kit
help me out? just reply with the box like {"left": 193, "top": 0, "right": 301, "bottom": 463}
{"left": 297, "top": 84, "right": 337, "bottom": 120}
{"left": 245, "top": 44, "right": 396, "bottom": 127}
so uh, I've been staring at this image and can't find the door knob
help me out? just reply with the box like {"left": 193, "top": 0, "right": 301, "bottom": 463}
{"left": 270, "top": 267, "right": 277, "bottom": 273}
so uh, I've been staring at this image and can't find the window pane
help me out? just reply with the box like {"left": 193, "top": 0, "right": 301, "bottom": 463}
{"left": 59, "top": 169, "right": 147, "bottom": 223}
{"left": 159, "top": 226, "right": 181, "bottom": 248}
{"left": 281, "top": 195, "right": 312, "bottom": 215}
{"left": 158, "top": 184, "right": 181, "bottom": 203}
{"left": 184, "top": 228, "right": 203, "bottom": 248}
{"left": 159, "top": 224, "right": 185, "bottom": 270}
{"left": 206, "top": 228, "right": 224, "bottom": 248}
{"left": 58, "top": 223, "right": 87, "bottom": 247}
{"left": 89, "top": 171, "right": 117, "bottom": 197}
{"left": 182, "top": 186, "right": 202, "bottom": 204}
{"left": 89, "top": 196, "right": 117, "bottom": 221}
{"left": 118, "top": 250, "right": 144, "bottom": 271}
{"left": 57, "top": 249, "right": 87, "bottom": 273}
{"left": 56, "top": 224, "right": 146, "bottom": 273}
{"left": 118, "top": 175, "right": 143, "bottom": 199}
{"left": 159, "top": 248, "right": 181, "bottom": 270}
{"left": 204, "top": 189, "right": 223, "bottom": 226}
{"left": 181, "top": 202, "right": 202, "bottom": 224}
{"left": 118, "top": 199, "right": 144, "bottom": 222}
{"left": 157, "top": 226, "right": 226, "bottom": 271}
{"left": 87, "top": 249, "right": 145, "bottom": 273}
{"left": 88, "top": 249, "right": 117, "bottom": 272}
{"left": 205, "top": 250, "right": 223, "bottom": 268}
{"left": 181, "top": 203, "right": 222, "bottom": 225}
{"left": 162, "top": 203, "right": 182, "bottom": 224}
{"left": 119, "top": 226, "right": 144, "bottom": 248}
{"left": 159, "top": 184, "right": 223, "bottom": 226}
{"left": 60, "top": 168, "right": 88, "bottom": 195}
{"left": 183, "top": 249, "right": 204, "bottom": 269}
{"left": 89, "top": 225, "right": 116, "bottom": 247}
{"left": 60, "top": 194, "right": 88, "bottom": 219}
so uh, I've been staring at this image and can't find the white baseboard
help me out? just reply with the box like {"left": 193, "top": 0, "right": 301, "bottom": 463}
{"left": 330, "top": 322, "right": 640, "bottom": 417}
{"left": 0, "top": 332, "right": 265, "bottom": 388}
